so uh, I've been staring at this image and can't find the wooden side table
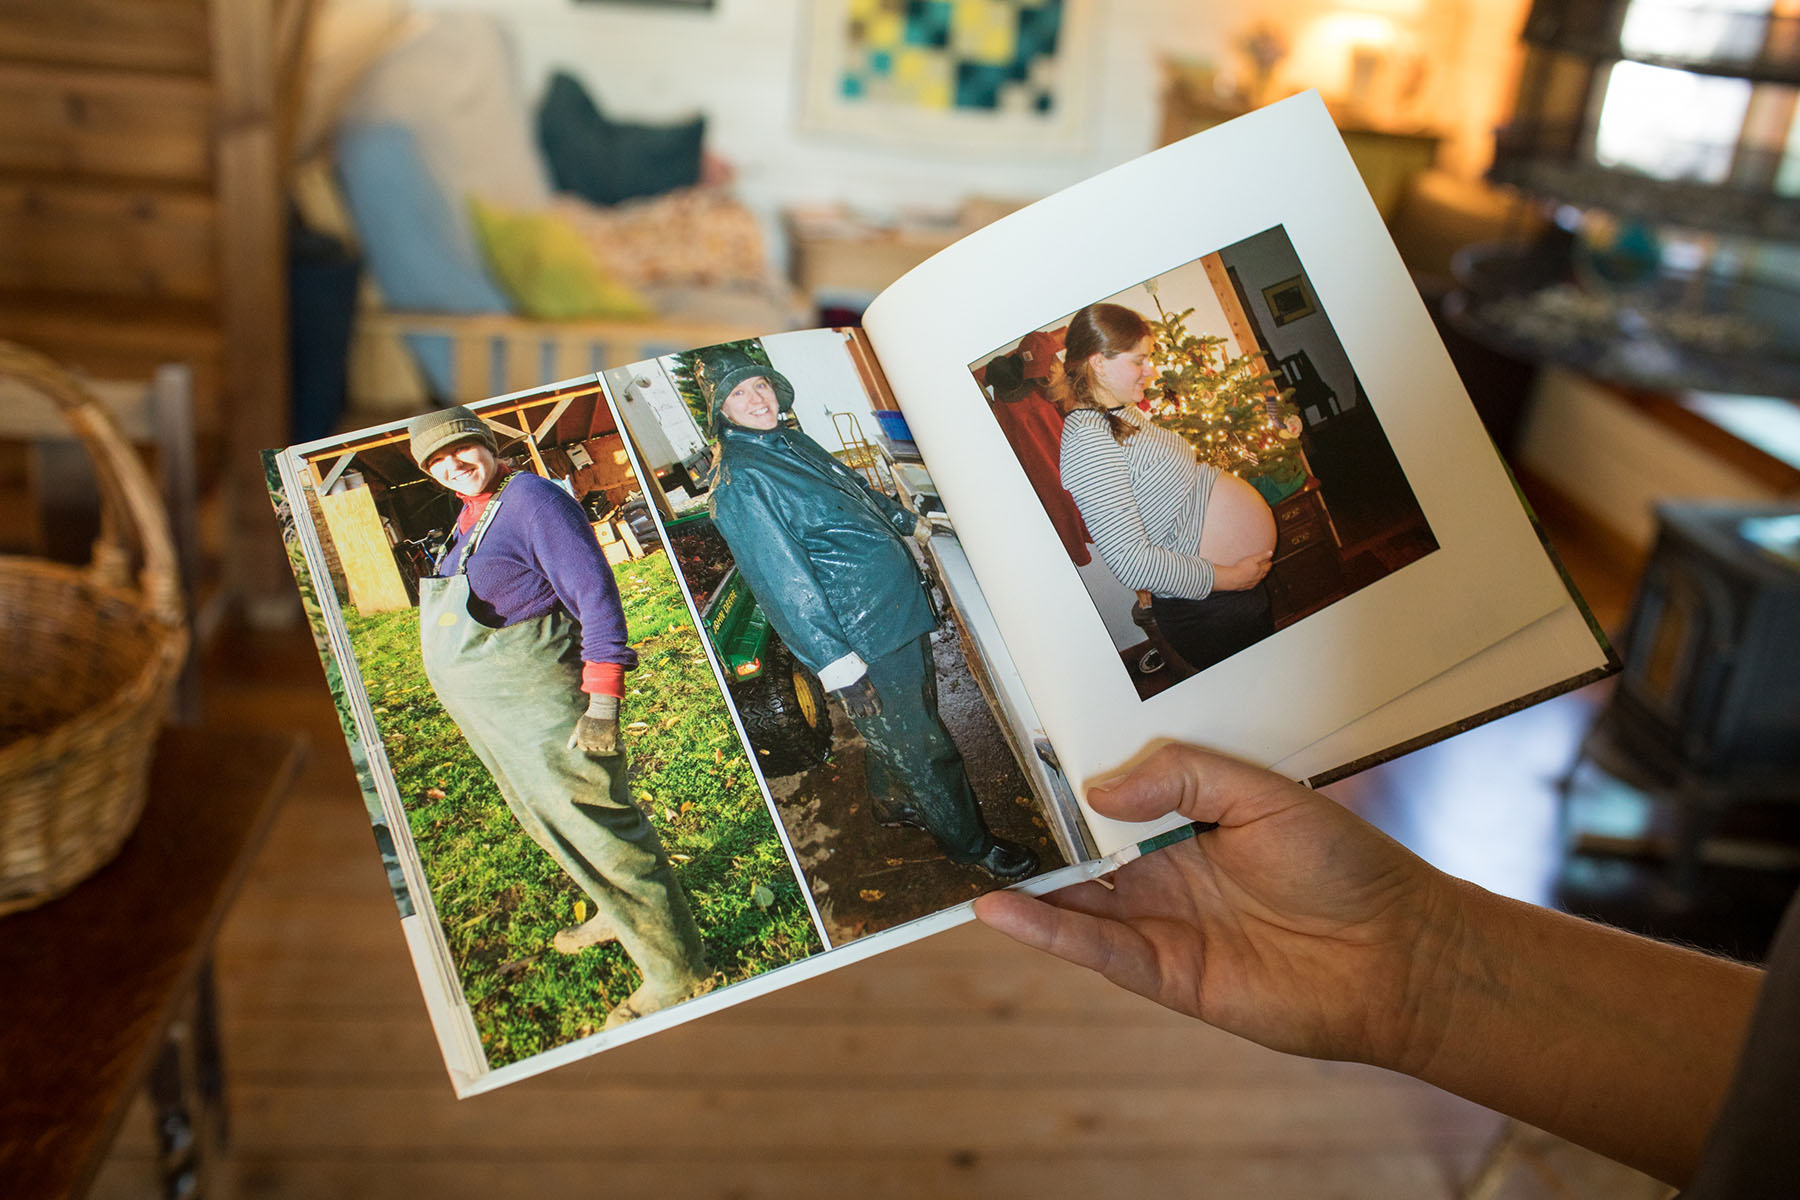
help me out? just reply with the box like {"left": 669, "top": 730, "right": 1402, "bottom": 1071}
{"left": 0, "top": 728, "right": 302, "bottom": 1199}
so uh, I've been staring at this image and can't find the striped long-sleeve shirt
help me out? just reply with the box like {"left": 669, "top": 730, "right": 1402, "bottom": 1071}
{"left": 1058, "top": 405, "right": 1219, "bottom": 599}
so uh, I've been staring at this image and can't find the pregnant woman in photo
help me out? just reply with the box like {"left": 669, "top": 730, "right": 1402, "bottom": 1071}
{"left": 1058, "top": 302, "right": 1276, "bottom": 674}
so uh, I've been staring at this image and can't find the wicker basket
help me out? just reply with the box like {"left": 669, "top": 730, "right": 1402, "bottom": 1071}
{"left": 0, "top": 341, "right": 189, "bottom": 916}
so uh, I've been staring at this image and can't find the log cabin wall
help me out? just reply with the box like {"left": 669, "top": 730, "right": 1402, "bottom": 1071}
{"left": 0, "top": 0, "right": 305, "bottom": 613}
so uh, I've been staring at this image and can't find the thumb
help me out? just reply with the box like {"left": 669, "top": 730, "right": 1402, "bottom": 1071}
{"left": 1087, "top": 742, "right": 1298, "bottom": 828}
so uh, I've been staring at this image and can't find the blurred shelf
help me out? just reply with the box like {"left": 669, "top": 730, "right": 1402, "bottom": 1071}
{"left": 1444, "top": 239, "right": 1800, "bottom": 397}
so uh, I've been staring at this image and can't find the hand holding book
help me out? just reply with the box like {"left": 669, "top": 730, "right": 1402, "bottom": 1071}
{"left": 975, "top": 741, "right": 1439, "bottom": 1066}
{"left": 974, "top": 741, "right": 1768, "bottom": 1190}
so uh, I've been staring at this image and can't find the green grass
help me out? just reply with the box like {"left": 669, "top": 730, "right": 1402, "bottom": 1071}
{"left": 343, "top": 550, "right": 821, "bottom": 1067}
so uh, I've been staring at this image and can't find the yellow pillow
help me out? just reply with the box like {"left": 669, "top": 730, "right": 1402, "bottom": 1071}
{"left": 468, "top": 198, "right": 652, "bottom": 320}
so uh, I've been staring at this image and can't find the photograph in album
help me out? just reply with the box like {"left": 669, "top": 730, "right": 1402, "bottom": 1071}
{"left": 273, "top": 381, "right": 822, "bottom": 1071}
{"left": 968, "top": 225, "right": 1435, "bottom": 701}
{"left": 603, "top": 329, "right": 1071, "bottom": 946}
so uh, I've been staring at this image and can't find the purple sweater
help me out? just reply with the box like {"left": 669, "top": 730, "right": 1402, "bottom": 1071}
{"left": 436, "top": 471, "right": 637, "bottom": 670}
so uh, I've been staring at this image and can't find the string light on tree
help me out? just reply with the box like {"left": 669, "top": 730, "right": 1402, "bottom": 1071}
{"left": 1140, "top": 283, "right": 1303, "bottom": 495}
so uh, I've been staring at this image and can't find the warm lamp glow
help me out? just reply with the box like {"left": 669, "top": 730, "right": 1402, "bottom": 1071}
{"left": 1348, "top": 0, "right": 1428, "bottom": 15}
{"left": 1290, "top": 10, "right": 1403, "bottom": 85}
{"left": 1286, "top": 7, "right": 1427, "bottom": 123}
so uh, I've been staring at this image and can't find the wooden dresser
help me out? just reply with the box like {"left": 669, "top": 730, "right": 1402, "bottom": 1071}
{"left": 1267, "top": 480, "right": 1347, "bottom": 627}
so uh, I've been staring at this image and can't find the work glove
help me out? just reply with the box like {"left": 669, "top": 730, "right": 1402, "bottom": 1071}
{"left": 569, "top": 692, "right": 622, "bottom": 755}
{"left": 832, "top": 675, "right": 882, "bottom": 719}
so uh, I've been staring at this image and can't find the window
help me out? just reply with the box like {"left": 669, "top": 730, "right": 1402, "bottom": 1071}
{"left": 1589, "top": 0, "right": 1800, "bottom": 185}
{"left": 1594, "top": 60, "right": 1754, "bottom": 182}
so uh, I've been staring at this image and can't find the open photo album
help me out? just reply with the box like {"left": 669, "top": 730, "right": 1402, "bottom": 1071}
{"left": 267, "top": 93, "right": 1617, "bottom": 1095}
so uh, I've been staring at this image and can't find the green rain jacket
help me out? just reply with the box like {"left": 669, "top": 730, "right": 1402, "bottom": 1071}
{"left": 709, "top": 419, "right": 934, "bottom": 678}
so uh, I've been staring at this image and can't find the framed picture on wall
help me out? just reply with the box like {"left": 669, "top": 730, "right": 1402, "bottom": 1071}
{"left": 1262, "top": 274, "right": 1317, "bottom": 326}
{"left": 798, "top": 0, "right": 1095, "bottom": 154}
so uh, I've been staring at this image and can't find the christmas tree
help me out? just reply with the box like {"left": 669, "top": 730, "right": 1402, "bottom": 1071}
{"left": 1141, "top": 302, "right": 1306, "bottom": 499}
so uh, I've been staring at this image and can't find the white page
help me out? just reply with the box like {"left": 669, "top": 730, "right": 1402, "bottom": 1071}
{"left": 863, "top": 93, "right": 1574, "bottom": 856}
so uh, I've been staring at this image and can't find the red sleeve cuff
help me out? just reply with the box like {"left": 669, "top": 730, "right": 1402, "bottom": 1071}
{"left": 581, "top": 661, "right": 627, "bottom": 697}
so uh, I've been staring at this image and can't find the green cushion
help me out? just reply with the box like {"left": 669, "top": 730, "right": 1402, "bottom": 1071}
{"left": 468, "top": 199, "right": 652, "bottom": 321}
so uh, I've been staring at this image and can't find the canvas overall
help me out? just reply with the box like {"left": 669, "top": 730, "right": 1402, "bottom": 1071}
{"left": 417, "top": 479, "right": 704, "bottom": 996}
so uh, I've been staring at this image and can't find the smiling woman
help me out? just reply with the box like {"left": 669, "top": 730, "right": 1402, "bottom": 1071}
{"left": 719, "top": 375, "right": 781, "bottom": 430}
{"left": 699, "top": 344, "right": 1039, "bottom": 884}
{"left": 1055, "top": 302, "right": 1276, "bottom": 674}
{"left": 423, "top": 438, "right": 501, "bottom": 497}
{"left": 404, "top": 404, "right": 712, "bottom": 1030}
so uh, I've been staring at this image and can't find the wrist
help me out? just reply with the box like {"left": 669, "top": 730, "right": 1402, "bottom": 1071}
{"left": 585, "top": 693, "right": 619, "bottom": 719}
{"left": 1397, "top": 877, "right": 1563, "bottom": 1094}
{"left": 1391, "top": 879, "right": 1763, "bottom": 1184}
{"left": 1379, "top": 871, "right": 1489, "bottom": 1079}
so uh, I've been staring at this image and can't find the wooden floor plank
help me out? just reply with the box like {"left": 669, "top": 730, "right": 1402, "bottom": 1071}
{"left": 217, "top": 1078, "right": 1500, "bottom": 1157}
{"left": 84, "top": 504, "right": 1661, "bottom": 1200}
{"left": 219, "top": 1015, "right": 1310, "bottom": 1084}
{"left": 92, "top": 1144, "right": 1672, "bottom": 1200}
{"left": 89, "top": 1147, "right": 1495, "bottom": 1200}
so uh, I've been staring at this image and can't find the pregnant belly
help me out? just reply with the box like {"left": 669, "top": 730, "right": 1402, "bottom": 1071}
{"left": 1197, "top": 470, "right": 1276, "bottom": 564}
